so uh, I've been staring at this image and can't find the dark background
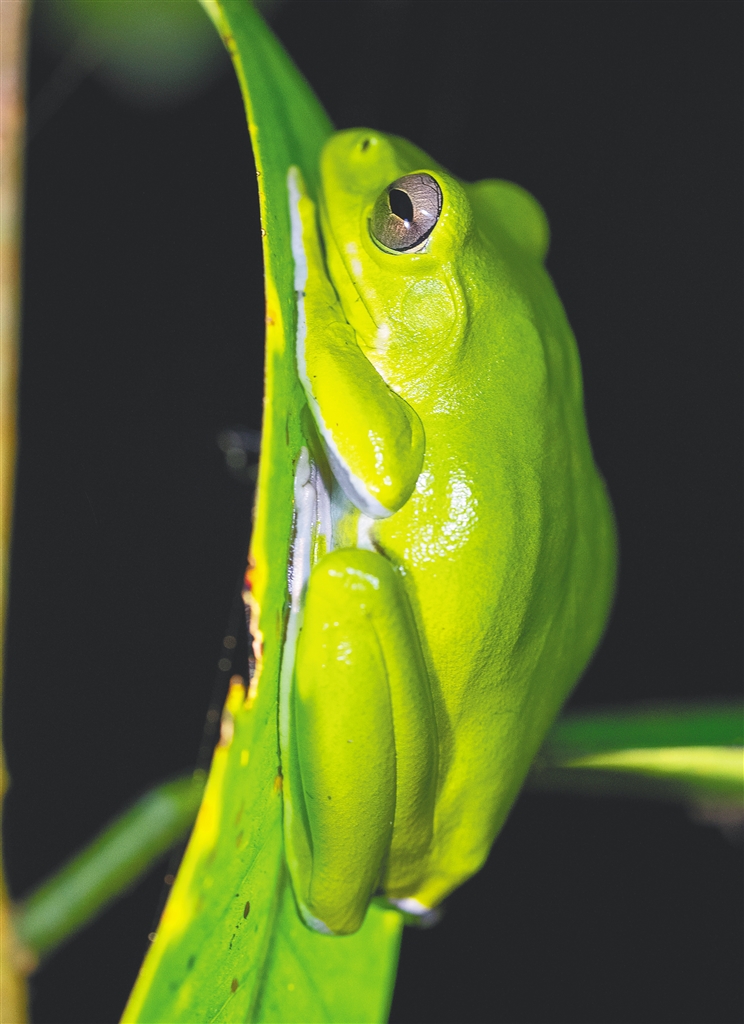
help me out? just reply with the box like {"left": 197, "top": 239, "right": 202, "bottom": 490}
{"left": 4, "top": 2, "right": 742, "bottom": 1022}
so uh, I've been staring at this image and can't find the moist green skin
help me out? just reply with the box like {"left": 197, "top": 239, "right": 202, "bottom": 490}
{"left": 284, "top": 129, "right": 616, "bottom": 935}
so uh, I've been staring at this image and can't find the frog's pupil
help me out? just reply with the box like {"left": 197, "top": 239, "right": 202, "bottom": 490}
{"left": 389, "top": 188, "right": 414, "bottom": 225}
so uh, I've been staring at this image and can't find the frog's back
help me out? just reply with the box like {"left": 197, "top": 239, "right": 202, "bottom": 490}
{"left": 376, "top": 179, "right": 616, "bottom": 906}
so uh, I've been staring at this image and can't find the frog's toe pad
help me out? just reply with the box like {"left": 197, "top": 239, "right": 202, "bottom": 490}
{"left": 299, "top": 906, "right": 336, "bottom": 936}
{"left": 388, "top": 897, "right": 442, "bottom": 928}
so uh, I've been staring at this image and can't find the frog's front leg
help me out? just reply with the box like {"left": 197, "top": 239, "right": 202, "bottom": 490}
{"left": 285, "top": 547, "right": 438, "bottom": 936}
{"left": 289, "top": 167, "right": 425, "bottom": 518}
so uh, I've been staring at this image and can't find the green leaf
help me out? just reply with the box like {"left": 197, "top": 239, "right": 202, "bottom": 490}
{"left": 15, "top": 775, "right": 205, "bottom": 959}
{"left": 543, "top": 702, "right": 743, "bottom": 753}
{"left": 37, "top": 0, "right": 226, "bottom": 106}
{"left": 122, "top": 4, "right": 402, "bottom": 1022}
{"left": 528, "top": 703, "right": 744, "bottom": 805}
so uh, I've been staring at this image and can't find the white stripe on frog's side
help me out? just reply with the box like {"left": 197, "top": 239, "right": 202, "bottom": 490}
{"left": 287, "top": 166, "right": 393, "bottom": 521}
{"left": 356, "top": 512, "right": 376, "bottom": 551}
{"left": 280, "top": 447, "right": 333, "bottom": 756}
{"left": 279, "top": 446, "right": 335, "bottom": 935}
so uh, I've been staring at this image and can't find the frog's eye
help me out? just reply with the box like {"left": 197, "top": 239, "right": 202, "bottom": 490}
{"left": 370, "top": 173, "right": 443, "bottom": 253}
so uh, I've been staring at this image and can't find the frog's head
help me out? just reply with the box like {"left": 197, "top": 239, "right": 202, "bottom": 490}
{"left": 318, "top": 129, "right": 473, "bottom": 395}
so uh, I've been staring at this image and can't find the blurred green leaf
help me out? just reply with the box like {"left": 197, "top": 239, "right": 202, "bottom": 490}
{"left": 528, "top": 703, "right": 744, "bottom": 805}
{"left": 15, "top": 774, "right": 205, "bottom": 959}
{"left": 544, "top": 703, "right": 742, "bottom": 753}
{"left": 37, "top": 0, "right": 228, "bottom": 107}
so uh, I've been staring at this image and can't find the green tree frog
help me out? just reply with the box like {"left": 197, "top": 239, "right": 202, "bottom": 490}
{"left": 278, "top": 129, "right": 616, "bottom": 936}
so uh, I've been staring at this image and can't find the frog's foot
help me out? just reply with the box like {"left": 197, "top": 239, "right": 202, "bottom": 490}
{"left": 285, "top": 545, "right": 438, "bottom": 935}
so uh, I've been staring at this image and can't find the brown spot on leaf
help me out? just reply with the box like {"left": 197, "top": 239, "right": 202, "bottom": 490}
{"left": 235, "top": 829, "right": 244, "bottom": 848}
{"left": 243, "top": 900, "right": 251, "bottom": 919}
{"left": 221, "top": 32, "right": 237, "bottom": 57}
{"left": 231, "top": 978, "right": 239, "bottom": 993}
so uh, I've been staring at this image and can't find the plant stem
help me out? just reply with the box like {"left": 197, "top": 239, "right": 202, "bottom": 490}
{"left": 528, "top": 703, "right": 744, "bottom": 807}
{"left": 14, "top": 774, "right": 205, "bottom": 960}
{"left": 1, "top": 1, "right": 32, "bottom": 1019}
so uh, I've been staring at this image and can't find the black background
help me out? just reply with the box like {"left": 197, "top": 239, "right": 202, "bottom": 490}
{"left": 4, "top": 2, "right": 742, "bottom": 1022}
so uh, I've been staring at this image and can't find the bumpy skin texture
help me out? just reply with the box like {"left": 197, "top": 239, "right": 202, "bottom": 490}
{"left": 286, "top": 129, "right": 616, "bottom": 935}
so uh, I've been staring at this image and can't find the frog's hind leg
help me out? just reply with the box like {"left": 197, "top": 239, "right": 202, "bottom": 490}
{"left": 289, "top": 547, "right": 437, "bottom": 936}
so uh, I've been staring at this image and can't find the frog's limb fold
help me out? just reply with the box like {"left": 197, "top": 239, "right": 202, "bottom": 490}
{"left": 288, "top": 547, "right": 438, "bottom": 935}
{"left": 289, "top": 167, "right": 425, "bottom": 519}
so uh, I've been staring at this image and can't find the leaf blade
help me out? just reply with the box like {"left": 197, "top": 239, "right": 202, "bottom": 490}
{"left": 528, "top": 703, "right": 744, "bottom": 805}
{"left": 123, "top": 4, "right": 402, "bottom": 1021}
{"left": 544, "top": 702, "right": 743, "bottom": 754}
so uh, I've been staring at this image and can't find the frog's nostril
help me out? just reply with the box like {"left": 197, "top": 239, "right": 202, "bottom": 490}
{"left": 360, "top": 138, "right": 371, "bottom": 152}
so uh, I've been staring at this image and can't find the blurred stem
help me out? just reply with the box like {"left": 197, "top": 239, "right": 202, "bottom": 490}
{"left": 540, "top": 702, "right": 742, "bottom": 753}
{"left": 14, "top": 774, "right": 205, "bottom": 960}
{"left": 1, "top": 1, "right": 32, "bottom": 1021}
{"left": 527, "top": 703, "right": 744, "bottom": 809}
